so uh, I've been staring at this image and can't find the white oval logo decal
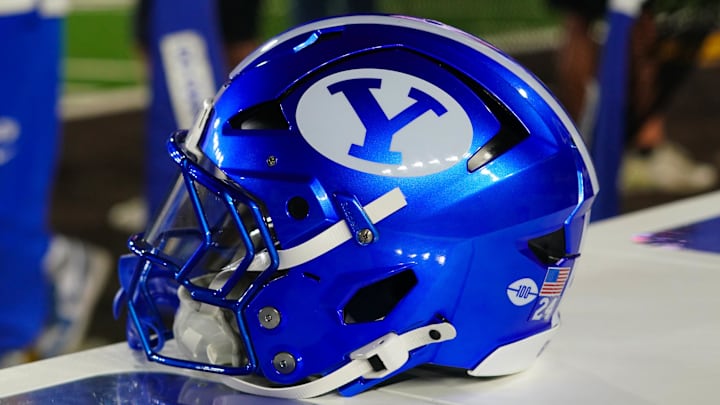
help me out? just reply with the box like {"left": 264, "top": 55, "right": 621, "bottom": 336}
{"left": 296, "top": 68, "right": 473, "bottom": 177}
{"left": 507, "top": 278, "right": 538, "bottom": 306}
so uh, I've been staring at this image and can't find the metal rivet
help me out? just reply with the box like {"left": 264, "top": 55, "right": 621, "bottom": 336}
{"left": 356, "top": 228, "right": 374, "bottom": 245}
{"left": 258, "top": 307, "right": 281, "bottom": 329}
{"left": 272, "top": 352, "right": 296, "bottom": 374}
{"left": 266, "top": 155, "right": 278, "bottom": 167}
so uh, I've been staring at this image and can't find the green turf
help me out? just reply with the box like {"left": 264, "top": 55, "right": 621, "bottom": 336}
{"left": 377, "top": 0, "right": 560, "bottom": 36}
{"left": 65, "top": 8, "right": 135, "bottom": 60}
{"left": 63, "top": 1, "right": 560, "bottom": 92}
{"left": 64, "top": 7, "right": 138, "bottom": 91}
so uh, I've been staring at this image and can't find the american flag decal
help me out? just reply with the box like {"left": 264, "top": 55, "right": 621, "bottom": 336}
{"left": 539, "top": 267, "right": 570, "bottom": 296}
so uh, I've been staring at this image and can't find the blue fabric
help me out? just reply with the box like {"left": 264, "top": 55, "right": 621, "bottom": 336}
{"left": 144, "top": 0, "right": 226, "bottom": 218}
{"left": 590, "top": 10, "right": 636, "bottom": 221}
{"left": 0, "top": 12, "right": 62, "bottom": 353}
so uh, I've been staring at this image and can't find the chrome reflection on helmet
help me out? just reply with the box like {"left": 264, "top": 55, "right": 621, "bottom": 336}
{"left": 114, "top": 14, "right": 597, "bottom": 399}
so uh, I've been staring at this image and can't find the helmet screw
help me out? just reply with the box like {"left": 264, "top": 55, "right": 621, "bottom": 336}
{"left": 266, "top": 155, "right": 278, "bottom": 167}
{"left": 272, "top": 352, "right": 296, "bottom": 374}
{"left": 258, "top": 307, "right": 281, "bottom": 329}
{"left": 356, "top": 228, "right": 374, "bottom": 245}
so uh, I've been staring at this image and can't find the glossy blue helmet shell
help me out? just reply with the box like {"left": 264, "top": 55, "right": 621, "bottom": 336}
{"left": 114, "top": 14, "right": 597, "bottom": 398}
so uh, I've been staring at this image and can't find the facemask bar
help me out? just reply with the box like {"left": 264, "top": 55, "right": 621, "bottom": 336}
{"left": 121, "top": 130, "right": 280, "bottom": 376}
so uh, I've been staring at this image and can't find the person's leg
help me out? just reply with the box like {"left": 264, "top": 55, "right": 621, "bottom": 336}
{"left": 626, "top": 8, "right": 660, "bottom": 150}
{"left": 621, "top": 4, "right": 717, "bottom": 194}
{"left": 0, "top": 12, "right": 62, "bottom": 356}
{"left": 555, "top": 12, "right": 598, "bottom": 121}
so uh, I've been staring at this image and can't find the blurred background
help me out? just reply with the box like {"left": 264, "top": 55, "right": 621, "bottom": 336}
{"left": 56, "top": 0, "right": 720, "bottom": 347}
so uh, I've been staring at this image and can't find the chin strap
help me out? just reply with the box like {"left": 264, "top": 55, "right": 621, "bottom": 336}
{"left": 277, "top": 187, "right": 407, "bottom": 270}
{"left": 206, "top": 321, "right": 456, "bottom": 399}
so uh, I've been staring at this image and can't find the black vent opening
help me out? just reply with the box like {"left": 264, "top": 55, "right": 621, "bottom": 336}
{"left": 294, "top": 28, "right": 344, "bottom": 52}
{"left": 343, "top": 270, "right": 418, "bottom": 324}
{"left": 528, "top": 228, "right": 568, "bottom": 266}
{"left": 227, "top": 101, "right": 289, "bottom": 130}
{"left": 466, "top": 85, "right": 530, "bottom": 172}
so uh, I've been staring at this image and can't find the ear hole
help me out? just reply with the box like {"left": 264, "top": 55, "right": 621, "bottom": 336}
{"left": 343, "top": 270, "right": 418, "bottom": 324}
{"left": 286, "top": 196, "right": 310, "bottom": 220}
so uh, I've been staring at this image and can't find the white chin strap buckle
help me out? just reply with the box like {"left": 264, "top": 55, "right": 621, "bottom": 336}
{"left": 350, "top": 322, "right": 456, "bottom": 379}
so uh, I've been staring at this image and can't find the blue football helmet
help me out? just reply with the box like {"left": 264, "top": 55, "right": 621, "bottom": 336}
{"left": 114, "top": 14, "right": 597, "bottom": 399}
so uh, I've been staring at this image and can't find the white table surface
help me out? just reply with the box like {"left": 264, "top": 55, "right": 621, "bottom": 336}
{"left": 2, "top": 191, "right": 719, "bottom": 404}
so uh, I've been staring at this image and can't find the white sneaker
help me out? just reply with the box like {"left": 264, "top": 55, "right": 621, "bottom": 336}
{"left": 107, "top": 196, "right": 148, "bottom": 233}
{"left": 621, "top": 141, "right": 718, "bottom": 194}
{"left": 34, "top": 235, "right": 113, "bottom": 358}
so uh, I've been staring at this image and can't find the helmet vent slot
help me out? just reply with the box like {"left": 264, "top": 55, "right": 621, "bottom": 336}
{"left": 342, "top": 270, "right": 417, "bottom": 324}
{"left": 302, "top": 272, "right": 321, "bottom": 282}
{"left": 227, "top": 101, "right": 289, "bottom": 130}
{"left": 528, "top": 228, "right": 567, "bottom": 265}
{"left": 467, "top": 86, "right": 530, "bottom": 172}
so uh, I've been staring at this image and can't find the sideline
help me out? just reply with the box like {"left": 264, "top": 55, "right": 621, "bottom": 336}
{"left": 69, "top": 0, "right": 133, "bottom": 11}
{"left": 61, "top": 86, "right": 148, "bottom": 121}
{"left": 65, "top": 58, "right": 144, "bottom": 82}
